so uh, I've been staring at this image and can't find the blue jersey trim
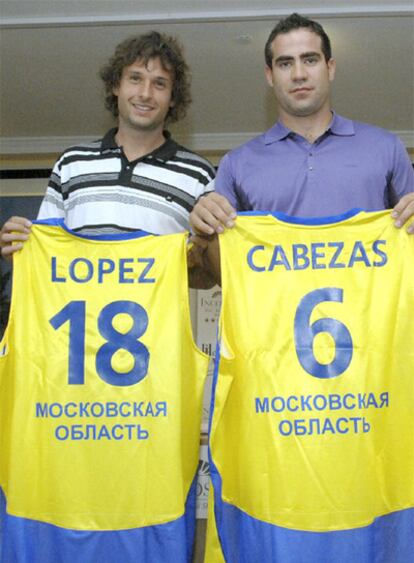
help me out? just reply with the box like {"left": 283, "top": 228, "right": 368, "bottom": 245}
{"left": 33, "top": 218, "right": 154, "bottom": 241}
{"left": 239, "top": 208, "right": 364, "bottom": 225}
{"left": 0, "top": 478, "right": 198, "bottom": 563}
{"left": 210, "top": 488, "right": 414, "bottom": 563}
{"left": 208, "top": 352, "right": 414, "bottom": 562}
{"left": 208, "top": 341, "right": 221, "bottom": 438}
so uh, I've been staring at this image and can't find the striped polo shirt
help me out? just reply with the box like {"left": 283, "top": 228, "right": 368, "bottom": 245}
{"left": 37, "top": 128, "right": 215, "bottom": 235}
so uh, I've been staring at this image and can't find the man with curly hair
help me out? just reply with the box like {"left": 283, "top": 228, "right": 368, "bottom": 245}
{"left": 0, "top": 31, "right": 216, "bottom": 286}
{"left": 0, "top": 31, "right": 214, "bottom": 563}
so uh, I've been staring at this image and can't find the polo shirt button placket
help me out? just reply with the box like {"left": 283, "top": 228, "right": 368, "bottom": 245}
{"left": 120, "top": 160, "right": 134, "bottom": 183}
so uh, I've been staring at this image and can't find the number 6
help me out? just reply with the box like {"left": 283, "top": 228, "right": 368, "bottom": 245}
{"left": 294, "top": 288, "right": 353, "bottom": 378}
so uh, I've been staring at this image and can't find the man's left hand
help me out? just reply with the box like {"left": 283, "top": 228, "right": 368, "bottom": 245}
{"left": 392, "top": 193, "right": 414, "bottom": 234}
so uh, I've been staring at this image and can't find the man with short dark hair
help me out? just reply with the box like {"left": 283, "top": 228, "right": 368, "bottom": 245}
{"left": 190, "top": 13, "right": 413, "bottom": 236}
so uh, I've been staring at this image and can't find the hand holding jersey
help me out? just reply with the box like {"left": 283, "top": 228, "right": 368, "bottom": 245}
{"left": 0, "top": 216, "right": 32, "bottom": 258}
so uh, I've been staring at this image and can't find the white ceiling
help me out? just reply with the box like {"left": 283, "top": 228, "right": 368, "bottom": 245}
{"left": 0, "top": 1, "right": 413, "bottom": 154}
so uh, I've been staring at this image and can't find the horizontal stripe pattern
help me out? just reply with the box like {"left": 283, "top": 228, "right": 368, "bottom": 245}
{"left": 37, "top": 129, "right": 215, "bottom": 235}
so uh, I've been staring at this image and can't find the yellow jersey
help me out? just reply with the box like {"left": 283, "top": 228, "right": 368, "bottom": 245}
{"left": 206, "top": 210, "right": 414, "bottom": 563}
{"left": 0, "top": 219, "right": 208, "bottom": 562}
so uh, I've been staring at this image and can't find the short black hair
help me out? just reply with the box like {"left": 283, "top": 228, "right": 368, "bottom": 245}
{"left": 265, "top": 13, "right": 332, "bottom": 67}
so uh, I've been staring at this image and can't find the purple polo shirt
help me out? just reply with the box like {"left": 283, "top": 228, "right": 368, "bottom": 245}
{"left": 214, "top": 113, "right": 414, "bottom": 216}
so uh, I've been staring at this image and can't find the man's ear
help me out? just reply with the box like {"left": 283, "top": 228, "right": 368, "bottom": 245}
{"left": 265, "top": 64, "right": 274, "bottom": 88}
{"left": 327, "top": 58, "right": 336, "bottom": 82}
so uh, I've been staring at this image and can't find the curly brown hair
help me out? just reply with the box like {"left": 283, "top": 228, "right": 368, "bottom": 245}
{"left": 100, "top": 31, "right": 191, "bottom": 124}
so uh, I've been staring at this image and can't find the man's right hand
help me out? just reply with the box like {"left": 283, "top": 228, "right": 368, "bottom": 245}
{"left": 190, "top": 193, "right": 237, "bottom": 235}
{"left": 0, "top": 217, "right": 32, "bottom": 259}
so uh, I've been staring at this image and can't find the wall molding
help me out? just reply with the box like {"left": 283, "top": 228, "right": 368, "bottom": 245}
{"left": 1, "top": 130, "right": 413, "bottom": 157}
{"left": 1, "top": 5, "right": 413, "bottom": 29}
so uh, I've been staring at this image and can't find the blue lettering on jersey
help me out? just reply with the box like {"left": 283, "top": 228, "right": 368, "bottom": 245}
{"left": 246, "top": 240, "right": 388, "bottom": 272}
{"left": 51, "top": 257, "right": 156, "bottom": 284}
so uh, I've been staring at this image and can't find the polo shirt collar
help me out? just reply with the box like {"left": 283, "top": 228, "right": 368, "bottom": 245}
{"left": 327, "top": 112, "right": 355, "bottom": 136}
{"left": 101, "top": 128, "right": 119, "bottom": 151}
{"left": 264, "top": 111, "right": 355, "bottom": 145}
{"left": 100, "top": 128, "right": 178, "bottom": 161}
{"left": 264, "top": 121, "right": 291, "bottom": 144}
